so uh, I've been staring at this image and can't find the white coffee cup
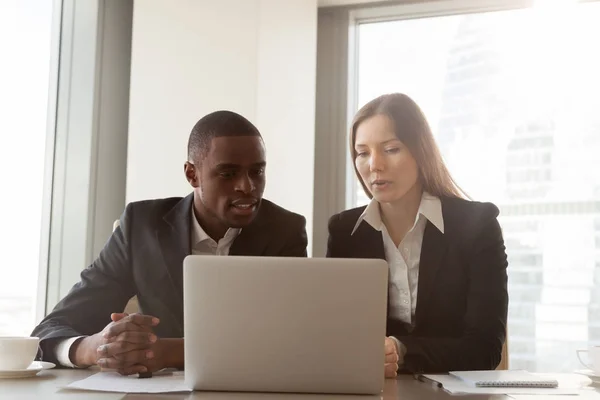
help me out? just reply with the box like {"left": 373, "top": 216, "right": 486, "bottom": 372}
{"left": 0, "top": 337, "right": 40, "bottom": 370}
{"left": 577, "top": 346, "right": 600, "bottom": 374}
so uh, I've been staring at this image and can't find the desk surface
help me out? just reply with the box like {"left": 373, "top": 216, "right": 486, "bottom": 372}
{"left": 0, "top": 369, "right": 511, "bottom": 400}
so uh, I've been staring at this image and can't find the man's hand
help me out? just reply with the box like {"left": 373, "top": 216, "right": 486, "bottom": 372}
{"left": 71, "top": 312, "right": 160, "bottom": 374}
{"left": 96, "top": 313, "right": 162, "bottom": 375}
{"left": 385, "top": 337, "right": 399, "bottom": 378}
{"left": 101, "top": 314, "right": 182, "bottom": 375}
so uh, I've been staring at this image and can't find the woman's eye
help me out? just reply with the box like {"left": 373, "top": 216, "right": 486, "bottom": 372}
{"left": 356, "top": 152, "right": 368, "bottom": 158}
{"left": 385, "top": 147, "right": 400, "bottom": 154}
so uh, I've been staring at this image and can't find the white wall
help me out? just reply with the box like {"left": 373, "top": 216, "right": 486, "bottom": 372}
{"left": 128, "top": 0, "right": 317, "bottom": 252}
{"left": 256, "top": 0, "right": 317, "bottom": 250}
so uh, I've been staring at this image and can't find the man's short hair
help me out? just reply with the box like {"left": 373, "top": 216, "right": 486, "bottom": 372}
{"left": 187, "top": 110, "right": 261, "bottom": 163}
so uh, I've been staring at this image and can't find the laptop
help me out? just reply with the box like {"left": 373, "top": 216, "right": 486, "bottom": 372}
{"left": 183, "top": 255, "right": 388, "bottom": 395}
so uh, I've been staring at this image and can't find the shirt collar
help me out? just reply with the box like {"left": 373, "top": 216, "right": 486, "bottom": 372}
{"left": 351, "top": 192, "right": 444, "bottom": 235}
{"left": 191, "top": 206, "right": 240, "bottom": 245}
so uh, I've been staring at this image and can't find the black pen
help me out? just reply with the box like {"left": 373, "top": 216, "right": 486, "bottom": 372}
{"left": 137, "top": 368, "right": 177, "bottom": 379}
{"left": 414, "top": 374, "right": 443, "bottom": 389}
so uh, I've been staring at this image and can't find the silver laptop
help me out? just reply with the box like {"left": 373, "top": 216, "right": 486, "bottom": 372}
{"left": 183, "top": 255, "right": 388, "bottom": 395}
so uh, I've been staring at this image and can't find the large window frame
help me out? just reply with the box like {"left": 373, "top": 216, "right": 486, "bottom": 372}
{"left": 1, "top": 0, "right": 63, "bottom": 333}
{"left": 34, "top": 0, "right": 62, "bottom": 326}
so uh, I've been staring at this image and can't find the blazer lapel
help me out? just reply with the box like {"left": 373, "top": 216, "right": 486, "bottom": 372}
{"left": 351, "top": 222, "right": 396, "bottom": 330}
{"left": 229, "top": 204, "right": 269, "bottom": 256}
{"left": 352, "top": 221, "right": 385, "bottom": 260}
{"left": 156, "top": 194, "right": 193, "bottom": 315}
{"left": 415, "top": 221, "right": 447, "bottom": 326}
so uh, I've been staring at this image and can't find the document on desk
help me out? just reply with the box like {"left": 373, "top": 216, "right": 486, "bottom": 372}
{"left": 421, "top": 373, "right": 584, "bottom": 395}
{"left": 65, "top": 371, "right": 191, "bottom": 393}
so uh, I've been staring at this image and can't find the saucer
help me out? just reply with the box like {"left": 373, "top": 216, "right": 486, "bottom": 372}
{"left": 574, "top": 369, "right": 600, "bottom": 385}
{"left": 0, "top": 361, "right": 55, "bottom": 379}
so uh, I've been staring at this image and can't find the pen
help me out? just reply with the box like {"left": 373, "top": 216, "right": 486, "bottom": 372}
{"left": 414, "top": 374, "right": 443, "bottom": 389}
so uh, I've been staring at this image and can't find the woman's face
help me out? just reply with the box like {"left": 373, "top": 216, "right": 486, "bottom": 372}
{"left": 354, "top": 114, "right": 420, "bottom": 204}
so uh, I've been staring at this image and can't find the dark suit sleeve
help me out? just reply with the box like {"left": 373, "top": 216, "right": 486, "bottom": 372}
{"left": 398, "top": 216, "right": 508, "bottom": 373}
{"left": 325, "top": 214, "right": 341, "bottom": 258}
{"left": 279, "top": 215, "right": 308, "bottom": 257}
{"left": 31, "top": 204, "right": 137, "bottom": 364}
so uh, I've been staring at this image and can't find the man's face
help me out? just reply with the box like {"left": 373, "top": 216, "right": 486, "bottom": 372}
{"left": 186, "top": 136, "right": 266, "bottom": 232}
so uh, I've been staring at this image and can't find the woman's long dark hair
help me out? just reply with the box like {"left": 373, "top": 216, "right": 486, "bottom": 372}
{"left": 350, "top": 93, "right": 467, "bottom": 200}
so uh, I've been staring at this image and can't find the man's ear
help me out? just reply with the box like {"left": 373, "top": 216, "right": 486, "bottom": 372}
{"left": 184, "top": 161, "right": 200, "bottom": 188}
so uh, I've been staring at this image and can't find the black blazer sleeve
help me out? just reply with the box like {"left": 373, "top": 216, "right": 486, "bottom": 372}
{"left": 325, "top": 214, "right": 340, "bottom": 258}
{"left": 31, "top": 204, "right": 136, "bottom": 364}
{"left": 399, "top": 214, "right": 508, "bottom": 373}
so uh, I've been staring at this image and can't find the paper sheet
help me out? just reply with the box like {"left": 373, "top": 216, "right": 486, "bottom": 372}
{"left": 421, "top": 373, "right": 587, "bottom": 395}
{"left": 64, "top": 371, "right": 191, "bottom": 393}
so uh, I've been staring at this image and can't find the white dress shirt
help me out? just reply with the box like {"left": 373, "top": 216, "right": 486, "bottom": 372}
{"left": 55, "top": 207, "right": 239, "bottom": 367}
{"left": 190, "top": 210, "right": 240, "bottom": 256}
{"left": 351, "top": 192, "right": 444, "bottom": 361}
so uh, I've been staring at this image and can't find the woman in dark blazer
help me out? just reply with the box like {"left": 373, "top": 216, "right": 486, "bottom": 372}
{"left": 327, "top": 93, "right": 508, "bottom": 376}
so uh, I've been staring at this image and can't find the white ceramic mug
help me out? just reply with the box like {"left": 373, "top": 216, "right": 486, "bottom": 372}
{"left": 0, "top": 337, "right": 40, "bottom": 370}
{"left": 577, "top": 346, "right": 600, "bottom": 374}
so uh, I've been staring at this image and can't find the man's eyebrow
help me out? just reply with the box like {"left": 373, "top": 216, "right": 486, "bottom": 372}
{"left": 214, "top": 163, "right": 241, "bottom": 169}
{"left": 214, "top": 161, "right": 266, "bottom": 169}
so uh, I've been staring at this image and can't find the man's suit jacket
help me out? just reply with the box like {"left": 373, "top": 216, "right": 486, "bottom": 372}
{"left": 327, "top": 196, "right": 508, "bottom": 373}
{"left": 32, "top": 194, "right": 308, "bottom": 364}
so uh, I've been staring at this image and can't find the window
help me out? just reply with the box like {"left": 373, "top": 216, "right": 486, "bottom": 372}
{"left": 0, "top": 0, "right": 57, "bottom": 336}
{"left": 349, "top": 1, "right": 600, "bottom": 372}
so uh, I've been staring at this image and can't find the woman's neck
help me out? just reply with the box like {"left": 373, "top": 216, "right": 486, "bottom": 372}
{"left": 379, "top": 184, "right": 423, "bottom": 247}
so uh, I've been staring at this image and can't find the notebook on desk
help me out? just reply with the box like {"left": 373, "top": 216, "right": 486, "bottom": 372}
{"left": 449, "top": 370, "right": 559, "bottom": 388}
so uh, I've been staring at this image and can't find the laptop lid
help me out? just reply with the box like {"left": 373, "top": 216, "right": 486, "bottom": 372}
{"left": 183, "top": 255, "right": 388, "bottom": 395}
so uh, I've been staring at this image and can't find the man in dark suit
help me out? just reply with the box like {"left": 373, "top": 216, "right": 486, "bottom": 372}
{"left": 31, "top": 111, "right": 308, "bottom": 375}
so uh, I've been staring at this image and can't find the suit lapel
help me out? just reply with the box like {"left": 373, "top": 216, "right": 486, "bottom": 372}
{"left": 229, "top": 228, "right": 268, "bottom": 256}
{"left": 353, "top": 221, "right": 385, "bottom": 260}
{"left": 415, "top": 221, "right": 447, "bottom": 326}
{"left": 156, "top": 194, "right": 193, "bottom": 314}
{"left": 229, "top": 202, "right": 269, "bottom": 256}
{"left": 351, "top": 221, "right": 393, "bottom": 325}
